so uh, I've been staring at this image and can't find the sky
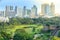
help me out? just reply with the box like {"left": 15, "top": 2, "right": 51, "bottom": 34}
{"left": 0, "top": 0, "right": 60, "bottom": 14}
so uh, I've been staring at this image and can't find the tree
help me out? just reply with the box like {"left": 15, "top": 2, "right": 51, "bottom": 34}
{"left": 13, "top": 29, "right": 33, "bottom": 40}
{"left": 0, "top": 31, "right": 12, "bottom": 40}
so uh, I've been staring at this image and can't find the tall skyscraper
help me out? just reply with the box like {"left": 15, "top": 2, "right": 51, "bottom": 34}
{"left": 50, "top": 3, "right": 55, "bottom": 16}
{"left": 24, "top": 9, "right": 31, "bottom": 18}
{"left": 23, "top": 6, "right": 27, "bottom": 17}
{"left": 5, "top": 6, "right": 9, "bottom": 17}
{"left": 5, "top": 6, "right": 13, "bottom": 11}
{"left": 41, "top": 4, "right": 50, "bottom": 16}
{"left": 5, "top": 6, "right": 15, "bottom": 18}
{"left": 15, "top": 6, "right": 17, "bottom": 15}
{"left": 30, "top": 5, "right": 38, "bottom": 18}
{"left": 41, "top": 3, "right": 55, "bottom": 16}
{"left": 16, "top": 7, "right": 23, "bottom": 18}
{"left": 0, "top": 11, "right": 4, "bottom": 17}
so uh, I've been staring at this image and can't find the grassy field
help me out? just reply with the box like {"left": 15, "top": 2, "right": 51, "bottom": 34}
{"left": 5, "top": 24, "right": 44, "bottom": 36}
{"left": 2, "top": 24, "right": 60, "bottom": 40}
{"left": 52, "top": 36, "right": 60, "bottom": 40}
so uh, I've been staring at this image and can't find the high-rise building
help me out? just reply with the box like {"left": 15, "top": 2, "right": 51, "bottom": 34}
{"left": 41, "top": 4, "right": 45, "bottom": 16}
{"left": 50, "top": 3, "right": 55, "bottom": 16}
{"left": 41, "top": 4, "right": 50, "bottom": 16}
{"left": 23, "top": 6, "right": 27, "bottom": 17}
{"left": 5, "top": 6, "right": 16, "bottom": 18}
{"left": 0, "top": 11, "right": 4, "bottom": 17}
{"left": 30, "top": 5, "right": 38, "bottom": 18}
{"left": 24, "top": 9, "right": 31, "bottom": 18}
{"left": 15, "top": 6, "right": 17, "bottom": 15}
{"left": 16, "top": 7, "right": 23, "bottom": 18}
{"left": 5, "top": 6, "right": 13, "bottom": 11}
{"left": 41, "top": 3, "right": 55, "bottom": 16}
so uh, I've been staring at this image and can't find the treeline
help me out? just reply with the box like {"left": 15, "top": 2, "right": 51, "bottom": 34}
{"left": 0, "top": 17, "right": 60, "bottom": 26}
{"left": 8, "top": 17, "right": 60, "bottom": 26}
{"left": 0, "top": 17, "right": 60, "bottom": 30}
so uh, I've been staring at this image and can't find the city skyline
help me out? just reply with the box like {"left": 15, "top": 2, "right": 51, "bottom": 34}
{"left": 0, "top": 0, "right": 60, "bottom": 14}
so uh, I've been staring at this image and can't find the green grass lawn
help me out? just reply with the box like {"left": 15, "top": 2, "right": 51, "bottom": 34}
{"left": 5, "top": 24, "right": 44, "bottom": 36}
{"left": 11, "top": 24, "right": 43, "bottom": 31}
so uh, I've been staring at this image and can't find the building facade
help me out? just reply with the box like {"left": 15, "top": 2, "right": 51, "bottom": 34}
{"left": 0, "top": 11, "right": 4, "bottom": 17}
{"left": 16, "top": 7, "right": 23, "bottom": 18}
{"left": 5, "top": 6, "right": 16, "bottom": 18}
{"left": 30, "top": 5, "right": 38, "bottom": 18}
{"left": 50, "top": 3, "right": 55, "bottom": 16}
{"left": 41, "top": 3, "right": 55, "bottom": 17}
{"left": 22, "top": 6, "right": 27, "bottom": 18}
{"left": 41, "top": 4, "right": 50, "bottom": 16}
{"left": 26, "top": 9, "right": 31, "bottom": 18}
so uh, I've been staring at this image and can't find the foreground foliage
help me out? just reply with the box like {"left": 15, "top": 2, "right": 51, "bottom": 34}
{"left": 0, "top": 17, "right": 60, "bottom": 40}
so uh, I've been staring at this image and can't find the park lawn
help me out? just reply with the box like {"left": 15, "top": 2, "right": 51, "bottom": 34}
{"left": 5, "top": 24, "right": 44, "bottom": 36}
{"left": 52, "top": 36, "right": 60, "bottom": 40}
{"left": 12, "top": 24, "right": 43, "bottom": 32}
{"left": 12, "top": 24, "right": 38, "bottom": 32}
